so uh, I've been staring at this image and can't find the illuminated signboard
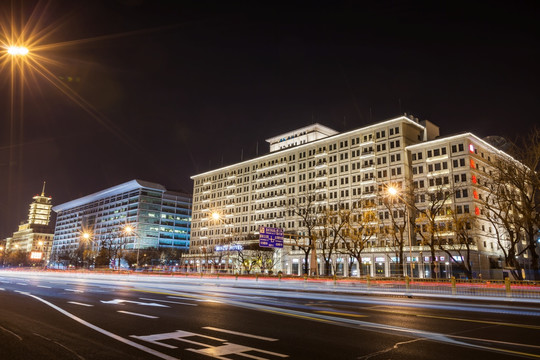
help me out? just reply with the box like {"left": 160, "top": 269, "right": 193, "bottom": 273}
{"left": 215, "top": 244, "right": 243, "bottom": 252}
{"left": 30, "top": 252, "right": 43, "bottom": 260}
{"left": 259, "top": 226, "right": 284, "bottom": 248}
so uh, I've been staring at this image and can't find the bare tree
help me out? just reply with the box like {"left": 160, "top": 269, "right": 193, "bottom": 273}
{"left": 486, "top": 129, "right": 540, "bottom": 279}
{"left": 414, "top": 181, "right": 454, "bottom": 278}
{"left": 288, "top": 191, "right": 319, "bottom": 275}
{"left": 317, "top": 206, "right": 350, "bottom": 276}
{"left": 483, "top": 178, "right": 528, "bottom": 280}
{"left": 341, "top": 201, "right": 378, "bottom": 277}
{"left": 438, "top": 212, "right": 477, "bottom": 279}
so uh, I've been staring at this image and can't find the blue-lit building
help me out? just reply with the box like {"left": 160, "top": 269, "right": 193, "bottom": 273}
{"left": 51, "top": 180, "right": 192, "bottom": 259}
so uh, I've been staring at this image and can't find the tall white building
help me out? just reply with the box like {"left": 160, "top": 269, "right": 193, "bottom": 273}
{"left": 190, "top": 116, "right": 517, "bottom": 278}
{"left": 51, "top": 180, "right": 192, "bottom": 262}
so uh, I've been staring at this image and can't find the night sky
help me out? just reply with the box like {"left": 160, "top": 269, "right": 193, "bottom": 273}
{"left": 0, "top": 0, "right": 538, "bottom": 238}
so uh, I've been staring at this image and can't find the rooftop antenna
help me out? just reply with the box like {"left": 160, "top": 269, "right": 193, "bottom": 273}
{"left": 220, "top": 154, "right": 224, "bottom": 166}
{"left": 256, "top": 141, "right": 259, "bottom": 156}
{"left": 240, "top": 148, "right": 244, "bottom": 162}
{"left": 41, "top": 181, "right": 46, "bottom": 196}
{"left": 369, "top": 107, "right": 373, "bottom": 122}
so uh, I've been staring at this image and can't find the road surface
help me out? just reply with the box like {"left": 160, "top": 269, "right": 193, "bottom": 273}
{"left": 1, "top": 271, "right": 539, "bottom": 359}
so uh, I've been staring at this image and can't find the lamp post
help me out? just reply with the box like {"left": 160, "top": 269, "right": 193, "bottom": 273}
{"left": 37, "top": 240, "right": 44, "bottom": 267}
{"left": 387, "top": 186, "right": 415, "bottom": 278}
{"left": 123, "top": 225, "right": 138, "bottom": 268}
{"left": 211, "top": 211, "right": 231, "bottom": 274}
{"left": 6, "top": 45, "right": 30, "bottom": 232}
{"left": 81, "top": 232, "right": 97, "bottom": 269}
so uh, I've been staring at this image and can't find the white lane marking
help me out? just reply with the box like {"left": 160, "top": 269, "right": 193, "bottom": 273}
{"left": 101, "top": 299, "right": 169, "bottom": 307}
{"left": 140, "top": 297, "right": 198, "bottom": 306}
{"left": 0, "top": 287, "right": 4, "bottom": 291}
{"left": 16, "top": 283, "right": 27, "bottom": 286}
{"left": 14, "top": 290, "right": 30, "bottom": 295}
{"left": 68, "top": 301, "right": 94, "bottom": 307}
{"left": 23, "top": 294, "right": 177, "bottom": 360}
{"left": 65, "top": 289, "right": 84, "bottom": 293}
{"left": 118, "top": 311, "right": 159, "bottom": 319}
{"left": 203, "top": 327, "right": 278, "bottom": 341}
{"left": 0, "top": 281, "right": 10, "bottom": 284}
{"left": 37, "top": 285, "right": 52, "bottom": 288}
{"left": 163, "top": 296, "right": 209, "bottom": 306}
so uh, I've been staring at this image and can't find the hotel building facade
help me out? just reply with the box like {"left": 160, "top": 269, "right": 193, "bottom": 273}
{"left": 190, "top": 116, "right": 512, "bottom": 279}
{"left": 51, "top": 180, "right": 192, "bottom": 261}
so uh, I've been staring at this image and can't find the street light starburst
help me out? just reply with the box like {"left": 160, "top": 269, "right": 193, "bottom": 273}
{"left": 0, "top": 1, "right": 146, "bottom": 149}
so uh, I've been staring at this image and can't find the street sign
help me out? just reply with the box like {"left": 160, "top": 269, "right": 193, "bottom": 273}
{"left": 259, "top": 226, "right": 284, "bottom": 248}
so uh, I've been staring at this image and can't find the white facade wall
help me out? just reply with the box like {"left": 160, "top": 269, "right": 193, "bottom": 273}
{"left": 191, "top": 117, "right": 510, "bottom": 278}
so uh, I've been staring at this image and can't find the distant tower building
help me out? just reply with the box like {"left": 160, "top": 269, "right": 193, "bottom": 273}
{"left": 3, "top": 182, "right": 55, "bottom": 265}
{"left": 27, "top": 182, "right": 53, "bottom": 226}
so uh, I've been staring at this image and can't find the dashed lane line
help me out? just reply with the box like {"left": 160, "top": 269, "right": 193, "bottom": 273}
{"left": 117, "top": 310, "right": 159, "bottom": 319}
{"left": 68, "top": 301, "right": 94, "bottom": 307}
{"left": 139, "top": 297, "right": 197, "bottom": 306}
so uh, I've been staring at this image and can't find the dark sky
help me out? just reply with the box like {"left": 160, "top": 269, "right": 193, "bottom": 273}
{"left": 0, "top": 0, "right": 538, "bottom": 238}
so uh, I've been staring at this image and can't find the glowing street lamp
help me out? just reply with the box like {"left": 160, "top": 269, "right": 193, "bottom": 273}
{"left": 7, "top": 46, "right": 29, "bottom": 56}
{"left": 80, "top": 231, "right": 97, "bottom": 268}
{"left": 122, "top": 225, "right": 140, "bottom": 268}
{"left": 387, "top": 185, "right": 415, "bottom": 278}
{"left": 210, "top": 211, "right": 231, "bottom": 273}
{"left": 124, "top": 225, "right": 133, "bottom": 235}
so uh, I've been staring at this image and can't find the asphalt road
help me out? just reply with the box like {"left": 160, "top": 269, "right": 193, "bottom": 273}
{"left": 1, "top": 271, "right": 539, "bottom": 360}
